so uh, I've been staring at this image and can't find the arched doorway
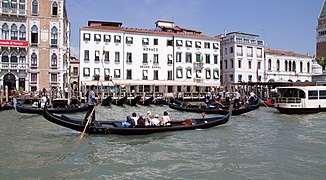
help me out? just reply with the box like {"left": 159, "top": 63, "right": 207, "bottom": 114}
{"left": 3, "top": 73, "right": 16, "bottom": 91}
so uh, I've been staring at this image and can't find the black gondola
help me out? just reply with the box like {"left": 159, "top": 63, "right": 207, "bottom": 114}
{"left": 138, "top": 96, "right": 154, "bottom": 106}
{"left": 15, "top": 103, "right": 88, "bottom": 115}
{"left": 169, "top": 101, "right": 260, "bottom": 115}
{"left": 125, "top": 95, "right": 142, "bottom": 106}
{"left": 42, "top": 106, "right": 229, "bottom": 135}
{"left": 101, "top": 96, "right": 112, "bottom": 106}
{"left": 111, "top": 96, "right": 128, "bottom": 106}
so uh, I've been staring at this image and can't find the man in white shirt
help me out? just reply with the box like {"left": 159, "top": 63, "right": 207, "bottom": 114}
{"left": 233, "top": 89, "right": 241, "bottom": 109}
{"left": 225, "top": 89, "right": 230, "bottom": 105}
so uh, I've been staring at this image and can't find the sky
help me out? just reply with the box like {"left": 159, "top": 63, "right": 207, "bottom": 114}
{"left": 66, "top": 0, "right": 323, "bottom": 58}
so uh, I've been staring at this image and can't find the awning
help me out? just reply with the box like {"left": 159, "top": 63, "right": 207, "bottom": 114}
{"left": 85, "top": 68, "right": 89, "bottom": 75}
{"left": 213, "top": 43, "right": 219, "bottom": 49}
{"left": 95, "top": 68, "right": 100, "bottom": 75}
{"left": 206, "top": 71, "right": 211, "bottom": 78}
{"left": 127, "top": 37, "right": 133, "bottom": 41}
{"left": 95, "top": 34, "right": 100, "bottom": 39}
{"left": 105, "top": 69, "right": 110, "bottom": 76}
{"left": 95, "top": 51, "right": 99, "bottom": 56}
{"left": 177, "top": 70, "right": 182, "bottom": 78}
{"left": 168, "top": 54, "right": 172, "bottom": 61}
{"left": 143, "top": 70, "right": 148, "bottom": 77}
{"left": 187, "top": 70, "right": 191, "bottom": 78}
{"left": 116, "top": 35, "right": 121, "bottom": 40}
{"left": 104, "top": 35, "right": 110, "bottom": 41}
{"left": 143, "top": 38, "right": 148, "bottom": 43}
{"left": 186, "top": 41, "right": 192, "bottom": 46}
{"left": 115, "top": 69, "right": 120, "bottom": 76}
{"left": 196, "top": 71, "right": 202, "bottom": 78}
{"left": 83, "top": 80, "right": 114, "bottom": 87}
{"left": 196, "top": 41, "right": 201, "bottom": 47}
{"left": 177, "top": 40, "right": 182, "bottom": 46}
{"left": 84, "top": 33, "right": 90, "bottom": 39}
{"left": 214, "top": 71, "right": 219, "bottom": 78}
{"left": 111, "top": 80, "right": 197, "bottom": 86}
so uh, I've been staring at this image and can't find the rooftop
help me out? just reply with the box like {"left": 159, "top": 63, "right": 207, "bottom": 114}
{"left": 265, "top": 48, "right": 313, "bottom": 58}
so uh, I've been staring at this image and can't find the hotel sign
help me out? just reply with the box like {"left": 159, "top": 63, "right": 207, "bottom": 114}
{"left": 0, "top": 40, "right": 29, "bottom": 47}
{"left": 143, "top": 47, "right": 158, "bottom": 52}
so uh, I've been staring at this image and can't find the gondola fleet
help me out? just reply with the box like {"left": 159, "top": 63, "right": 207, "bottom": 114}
{"left": 7, "top": 85, "right": 325, "bottom": 136}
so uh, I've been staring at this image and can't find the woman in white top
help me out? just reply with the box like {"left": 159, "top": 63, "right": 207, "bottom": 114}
{"left": 161, "top": 111, "right": 171, "bottom": 126}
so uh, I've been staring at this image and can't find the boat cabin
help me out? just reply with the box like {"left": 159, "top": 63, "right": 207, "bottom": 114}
{"left": 275, "top": 86, "right": 326, "bottom": 114}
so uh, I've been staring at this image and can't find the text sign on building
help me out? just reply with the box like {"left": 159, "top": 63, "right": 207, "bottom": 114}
{"left": 0, "top": 40, "right": 29, "bottom": 47}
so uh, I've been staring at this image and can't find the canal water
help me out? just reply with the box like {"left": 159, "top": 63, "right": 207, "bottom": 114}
{"left": 0, "top": 105, "right": 325, "bottom": 179}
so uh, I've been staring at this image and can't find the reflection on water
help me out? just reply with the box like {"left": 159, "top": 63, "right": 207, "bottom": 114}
{"left": 0, "top": 105, "right": 325, "bottom": 179}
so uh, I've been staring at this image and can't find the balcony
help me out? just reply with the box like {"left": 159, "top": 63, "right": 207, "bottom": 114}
{"left": 1, "top": 7, "right": 27, "bottom": 17}
{"left": 0, "top": 62, "right": 28, "bottom": 70}
{"left": 193, "top": 62, "right": 203, "bottom": 70}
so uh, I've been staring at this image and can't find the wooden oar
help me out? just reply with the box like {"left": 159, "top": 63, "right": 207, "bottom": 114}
{"left": 77, "top": 105, "right": 96, "bottom": 143}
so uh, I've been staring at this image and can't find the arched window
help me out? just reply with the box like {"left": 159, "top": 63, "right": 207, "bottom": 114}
{"left": 11, "top": 24, "right": 18, "bottom": 40}
{"left": 10, "top": 51, "right": 18, "bottom": 63}
{"left": 2, "top": 23, "right": 9, "bottom": 40}
{"left": 292, "top": 61, "right": 296, "bottom": 72}
{"left": 285, "top": 60, "right": 288, "bottom": 71}
{"left": 51, "top": 53, "right": 57, "bottom": 67}
{"left": 31, "top": 25, "right": 38, "bottom": 44}
{"left": 19, "top": 52, "right": 26, "bottom": 64}
{"left": 51, "top": 26, "right": 58, "bottom": 45}
{"left": 276, "top": 60, "right": 280, "bottom": 71}
{"left": 19, "top": 25, "right": 26, "bottom": 40}
{"left": 300, "top": 62, "right": 303, "bottom": 72}
{"left": 268, "top": 59, "right": 271, "bottom": 70}
{"left": 32, "top": 0, "right": 38, "bottom": 15}
{"left": 307, "top": 62, "right": 310, "bottom": 73}
{"left": 52, "top": 1, "right": 58, "bottom": 16}
{"left": 2, "top": 51, "right": 9, "bottom": 62}
{"left": 31, "top": 52, "right": 37, "bottom": 66}
{"left": 289, "top": 61, "right": 292, "bottom": 71}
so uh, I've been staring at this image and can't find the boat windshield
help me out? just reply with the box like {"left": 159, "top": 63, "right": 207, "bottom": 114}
{"left": 278, "top": 88, "right": 305, "bottom": 98}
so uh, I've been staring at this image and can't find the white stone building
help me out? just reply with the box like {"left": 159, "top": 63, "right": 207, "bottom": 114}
{"left": 264, "top": 49, "right": 314, "bottom": 82}
{"left": 79, "top": 20, "right": 220, "bottom": 93}
{"left": 219, "top": 32, "right": 265, "bottom": 89}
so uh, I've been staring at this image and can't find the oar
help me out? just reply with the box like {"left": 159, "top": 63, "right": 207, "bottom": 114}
{"left": 77, "top": 105, "right": 96, "bottom": 143}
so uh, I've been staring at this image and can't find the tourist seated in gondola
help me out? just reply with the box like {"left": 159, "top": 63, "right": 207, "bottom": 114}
{"left": 130, "top": 112, "right": 139, "bottom": 126}
{"left": 126, "top": 116, "right": 135, "bottom": 127}
{"left": 145, "top": 111, "right": 153, "bottom": 126}
{"left": 150, "top": 114, "right": 161, "bottom": 126}
{"left": 137, "top": 114, "right": 146, "bottom": 126}
{"left": 162, "top": 111, "right": 171, "bottom": 126}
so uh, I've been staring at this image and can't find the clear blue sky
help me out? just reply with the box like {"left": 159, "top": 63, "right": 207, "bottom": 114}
{"left": 67, "top": 0, "right": 323, "bottom": 58}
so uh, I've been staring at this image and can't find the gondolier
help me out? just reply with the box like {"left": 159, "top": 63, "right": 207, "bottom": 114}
{"left": 84, "top": 85, "right": 97, "bottom": 125}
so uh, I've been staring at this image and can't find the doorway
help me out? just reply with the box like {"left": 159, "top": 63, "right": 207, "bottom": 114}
{"left": 3, "top": 73, "right": 16, "bottom": 91}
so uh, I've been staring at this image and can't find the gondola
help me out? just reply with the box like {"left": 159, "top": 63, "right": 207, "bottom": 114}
{"left": 125, "top": 95, "right": 142, "bottom": 106}
{"left": 169, "top": 100, "right": 260, "bottom": 115}
{"left": 101, "top": 96, "right": 112, "bottom": 106}
{"left": 42, "top": 105, "right": 229, "bottom": 135}
{"left": 138, "top": 96, "right": 154, "bottom": 106}
{"left": 0, "top": 103, "right": 14, "bottom": 111}
{"left": 15, "top": 102, "right": 88, "bottom": 115}
{"left": 152, "top": 97, "right": 167, "bottom": 105}
{"left": 111, "top": 96, "right": 127, "bottom": 106}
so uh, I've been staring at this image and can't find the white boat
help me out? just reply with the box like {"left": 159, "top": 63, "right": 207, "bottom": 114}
{"left": 274, "top": 86, "right": 326, "bottom": 114}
